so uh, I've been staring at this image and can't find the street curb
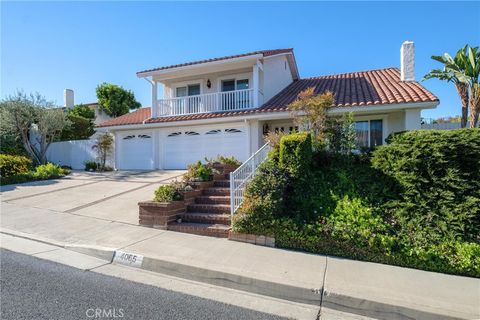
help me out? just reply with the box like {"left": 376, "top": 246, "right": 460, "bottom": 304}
{"left": 322, "top": 291, "right": 466, "bottom": 320}
{"left": 139, "top": 255, "right": 321, "bottom": 305}
{"left": 0, "top": 228, "right": 320, "bottom": 305}
{"left": 0, "top": 229, "right": 471, "bottom": 319}
{"left": 0, "top": 228, "right": 116, "bottom": 262}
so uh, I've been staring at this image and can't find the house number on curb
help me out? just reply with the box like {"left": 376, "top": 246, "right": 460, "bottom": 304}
{"left": 113, "top": 250, "right": 144, "bottom": 268}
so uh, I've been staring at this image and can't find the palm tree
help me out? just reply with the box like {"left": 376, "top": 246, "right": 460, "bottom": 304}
{"left": 451, "top": 47, "right": 480, "bottom": 128}
{"left": 424, "top": 46, "right": 470, "bottom": 128}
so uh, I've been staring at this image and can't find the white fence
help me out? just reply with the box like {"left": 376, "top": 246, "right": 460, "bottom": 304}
{"left": 46, "top": 140, "right": 96, "bottom": 169}
{"left": 46, "top": 139, "right": 113, "bottom": 170}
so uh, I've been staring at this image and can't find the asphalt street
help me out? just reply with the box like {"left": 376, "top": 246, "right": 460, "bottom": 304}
{"left": 0, "top": 249, "right": 289, "bottom": 320}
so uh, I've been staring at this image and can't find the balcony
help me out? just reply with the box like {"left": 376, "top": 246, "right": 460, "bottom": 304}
{"left": 156, "top": 89, "right": 255, "bottom": 117}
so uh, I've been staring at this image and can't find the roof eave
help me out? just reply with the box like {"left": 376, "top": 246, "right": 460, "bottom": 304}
{"left": 136, "top": 54, "right": 264, "bottom": 78}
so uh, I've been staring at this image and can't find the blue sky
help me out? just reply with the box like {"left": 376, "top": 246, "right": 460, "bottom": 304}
{"left": 2, "top": 1, "right": 479, "bottom": 119}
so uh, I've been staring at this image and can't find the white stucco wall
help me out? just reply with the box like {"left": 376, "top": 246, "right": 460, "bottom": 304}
{"left": 262, "top": 55, "right": 294, "bottom": 102}
{"left": 386, "top": 111, "right": 405, "bottom": 137}
{"left": 404, "top": 109, "right": 421, "bottom": 130}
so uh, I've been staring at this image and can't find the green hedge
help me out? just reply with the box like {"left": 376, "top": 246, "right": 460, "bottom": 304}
{"left": 233, "top": 130, "right": 480, "bottom": 277}
{"left": 0, "top": 154, "right": 31, "bottom": 177}
{"left": 279, "top": 132, "right": 312, "bottom": 178}
{"left": 0, "top": 162, "right": 69, "bottom": 185}
{"left": 372, "top": 129, "right": 480, "bottom": 244}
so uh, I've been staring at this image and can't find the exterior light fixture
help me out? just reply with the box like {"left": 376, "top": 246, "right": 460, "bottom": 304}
{"left": 207, "top": 79, "right": 211, "bottom": 88}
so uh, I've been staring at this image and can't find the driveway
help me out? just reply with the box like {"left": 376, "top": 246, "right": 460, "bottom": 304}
{"left": 0, "top": 170, "right": 184, "bottom": 225}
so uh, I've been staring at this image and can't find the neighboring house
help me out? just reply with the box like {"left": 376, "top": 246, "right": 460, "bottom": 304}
{"left": 97, "top": 41, "right": 439, "bottom": 170}
{"left": 63, "top": 89, "right": 113, "bottom": 125}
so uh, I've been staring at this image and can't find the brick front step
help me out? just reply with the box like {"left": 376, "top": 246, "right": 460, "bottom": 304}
{"left": 213, "top": 173, "right": 230, "bottom": 181}
{"left": 168, "top": 222, "right": 230, "bottom": 238}
{"left": 202, "top": 188, "right": 230, "bottom": 196}
{"left": 181, "top": 212, "right": 231, "bottom": 224}
{"left": 187, "top": 203, "right": 230, "bottom": 214}
{"left": 214, "top": 180, "right": 230, "bottom": 188}
{"left": 195, "top": 195, "right": 230, "bottom": 205}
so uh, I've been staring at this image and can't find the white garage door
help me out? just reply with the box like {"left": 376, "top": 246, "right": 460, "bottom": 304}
{"left": 164, "top": 125, "right": 247, "bottom": 169}
{"left": 118, "top": 132, "right": 154, "bottom": 170}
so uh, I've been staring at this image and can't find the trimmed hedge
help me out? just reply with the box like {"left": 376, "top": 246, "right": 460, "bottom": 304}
{"left": 372, "top": 129, "right": 480, "bottom": 244}
{"left": 233, "top": 129, "right": 480, "bottom": 277}
{"left": 0, "top": 154, "right": 31, "bottom": 177}
{"left": 279, "top": 132, "right": 312, "bottom": 178}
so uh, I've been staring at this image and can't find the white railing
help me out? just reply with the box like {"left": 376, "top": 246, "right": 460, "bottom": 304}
{"left": 158, "top": 88, "right": 254, "bottom": 116}
{"left": 230, "top": 143, "right": 272, "bottom": 215}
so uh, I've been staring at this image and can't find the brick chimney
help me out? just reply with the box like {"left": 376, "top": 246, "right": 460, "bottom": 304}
{"left": 400, "top": 41, "right": 415, "bottom": 82}
{"left": 64, "top": 89, "right": 74, "bottom": 108}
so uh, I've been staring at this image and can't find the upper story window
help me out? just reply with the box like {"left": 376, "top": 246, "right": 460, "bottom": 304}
{"left": 355, "top": 119, "right": 383, "bottom": 148}
{"left": 176, "top": 84, "right": 200, "bottom": 97}
{"left": 221, "top": 79, "right": 249, "bottom": 92}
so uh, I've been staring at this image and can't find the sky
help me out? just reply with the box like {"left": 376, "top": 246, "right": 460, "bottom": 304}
{"left": 1, "top": 1, "right": 479, "bottom": 119}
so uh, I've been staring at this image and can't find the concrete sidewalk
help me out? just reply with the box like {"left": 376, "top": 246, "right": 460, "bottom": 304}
{"left": 1, "top": 201, "right": 479, "bottom": 320}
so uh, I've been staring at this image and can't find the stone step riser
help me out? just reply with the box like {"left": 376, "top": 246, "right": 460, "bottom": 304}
{"left": 214, "top": 180, "right": 230, "bottom": 188}
{"left": 213, "top": 173, "right": 230, "bottom": 181}
{"left": 167, "top": 225, "right": 229, "bottom": 238}
{"left": 181, "top": 214, "right": 230, "bottom": 225}
{"left": 202, "top": 188, "right": 230, "bottom": 196}
{"left": 195, "top": 197, "right": 230, "bottom": 205}
{"left": 187, "top": 204, "right": 230, "bottom": 214}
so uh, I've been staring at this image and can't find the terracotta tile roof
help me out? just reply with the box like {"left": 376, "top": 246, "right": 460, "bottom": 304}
{"left": 97, "top": 107, "right": 151, "bottom": 127}
{"left": 136, "top": 49, "right": 293, "bottom": 75}
{"left": 97, "top": 68, "right": 438, "bottom": 128}
{"left": 260, "top": 68, "right": 438, "bottom": 111}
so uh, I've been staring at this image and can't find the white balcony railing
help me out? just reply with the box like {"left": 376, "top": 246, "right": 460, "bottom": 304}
{"left": 157, "top": 88, "right": 254, "bottom": 117}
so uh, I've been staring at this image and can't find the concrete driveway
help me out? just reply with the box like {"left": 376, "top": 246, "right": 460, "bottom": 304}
{"left": 0, "top": 170, "right": 184, "bottom": 225}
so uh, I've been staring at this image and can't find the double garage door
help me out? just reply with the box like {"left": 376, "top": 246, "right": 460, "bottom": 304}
{"left": 117, "top": 124, "right": 248, "bottom": 170}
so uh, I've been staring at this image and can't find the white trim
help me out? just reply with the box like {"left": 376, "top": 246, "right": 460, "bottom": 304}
{"left": 137, "top": 54, "right": 263, "bottom": 78}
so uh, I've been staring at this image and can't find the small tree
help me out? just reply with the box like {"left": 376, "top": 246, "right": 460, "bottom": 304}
{"left": 0, "top": 92, "right": 69, "bottom": 165}
{"left": 60, "top": 104, "right": 96, "bottom": 140}
{"left": 96, "top": 83, "right": 141, "bottom": 117}
{"left": 340, "top": 112, "right": 356, "bottom": 154}
{"left": 94, "top": 133, "right": 114, "bottom": 171}
{"left": 288, "top": 88, "right": 334, "bottom": 144}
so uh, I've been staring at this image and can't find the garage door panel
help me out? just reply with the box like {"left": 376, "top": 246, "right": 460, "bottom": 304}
{"left": 164, "top": 125, "right": 247, "bottom": 170}
{"left": 118, "top": 132, "right": 154, "bottom": 170}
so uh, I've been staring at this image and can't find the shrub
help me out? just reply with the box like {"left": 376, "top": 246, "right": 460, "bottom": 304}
{"left": 154, "top": 184, "right": 183, "bottom": 202}
{"left": 372, "top": 129, "right": 480, "bottom": 244}
{"left": 84, "top": 160, "right": 98, "bottom": 171}
{"left": 233, "top": 160, "right": 290, "bottom": 235}
{"left": 278, "top": 132, "right": 312, "bottom": 177}
{"left": 184, "top": 161, "right": 213, "bottom": 182}
{"left": 278, "top": 132, "right": 314, "bottom": 218}
{"left": 0, "top": 154, "right": 31, "bottom": 177}
{"left": 204, "top": 155, "right": 241, "bottom": 167}
{"left": 233, "top": 129, "right": 480, "bottom": 277}
{"left": 33, "top": 163, "right": 68, "bottom": 180}
{"left": 217, "top": 155, "right": 241, "bottom": 166}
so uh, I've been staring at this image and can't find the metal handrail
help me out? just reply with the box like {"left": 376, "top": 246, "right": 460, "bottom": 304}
{"left": 229, "top": 143, "right": 271, "bottom": 215}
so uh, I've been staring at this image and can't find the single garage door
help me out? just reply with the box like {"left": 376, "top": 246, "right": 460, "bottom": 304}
{"left": 164, "top": 125, "right": 247, "bottom": 169}
{"left": 118, "top": 132, "right": 154, "bottom": 170}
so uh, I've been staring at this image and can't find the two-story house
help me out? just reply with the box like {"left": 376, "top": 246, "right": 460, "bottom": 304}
{"left": 98, "top": 42, "right": 439, "bottom": 170}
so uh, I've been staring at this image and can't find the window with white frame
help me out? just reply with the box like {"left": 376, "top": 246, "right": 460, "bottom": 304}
{"left": 355, "top": 119, "right": 383, "bottom": 148}
{"left": 175, "top": 84, "right": 200, "bottom": 97}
